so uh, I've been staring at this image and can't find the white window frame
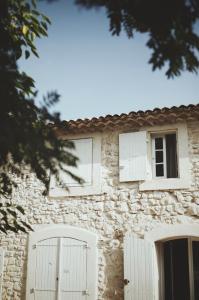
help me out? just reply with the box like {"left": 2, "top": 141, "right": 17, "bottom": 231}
{"left": 64, "top": 137, "right": 93, "bottom": 187}
{"left": 139, "top": 122, "right": 191, "bottom": 191}
{"left": 152, "top": 134, "right": 168, "bottom": 179}
{"left": 49, "top": 133, "right": 102, "bottom": 197}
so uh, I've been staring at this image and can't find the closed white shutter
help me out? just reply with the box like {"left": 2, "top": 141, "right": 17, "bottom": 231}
{"left": 124, "top": 234, "right": 155, "bottom": 300}
{"left": 34, "top": 238, "right": 58, "bottom": 300}
{"left": 60, "top": 238, "right": 87, "bottom": 299}
{"left": 119, "top": 131, "right": 147, "bottom": 182}
{"left": 0, "top": 248, "right": 4, "bottom": 300}
{"left": 26, "top": 226, "right": 97, "bottom": 300}
{"left": 60, "top": 138, "right": 93, "bottom": 187}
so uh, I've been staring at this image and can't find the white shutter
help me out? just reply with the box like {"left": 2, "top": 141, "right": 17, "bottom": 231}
{"left": 0, "top": 248, "right": 4, "bottom": 300}
{"left": 34, "top": 238, "right": 58, "bottom": 300}
{"left": 124, "top": 234, "right": 155, "bottom": 300}
{"left": 119, "top": 131, "right": 147, "bottom": 182}
{"left": 26, "top": 226, "right": 97, "bottom": 300}
{"left": 60, "top": 138, "right": 93, "bottom": 187}
{"left": 60, "top": 238, "right": 87, "bottom": 299}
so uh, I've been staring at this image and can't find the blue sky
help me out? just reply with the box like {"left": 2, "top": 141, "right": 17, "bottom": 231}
{"left": 20, "top": 0, "right": 199, "bottom": 121}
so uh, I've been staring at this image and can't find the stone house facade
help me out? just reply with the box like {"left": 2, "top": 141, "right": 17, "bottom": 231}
{"left": 0, "top": 104, "right": 199, "bottom": 300}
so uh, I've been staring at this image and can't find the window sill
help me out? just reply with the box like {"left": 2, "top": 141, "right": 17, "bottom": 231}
{"left": 49, "top": 184, "right": 102, "bottom": 197}
{"left": 139, "top": 178, "right": 190, "bottom": 191}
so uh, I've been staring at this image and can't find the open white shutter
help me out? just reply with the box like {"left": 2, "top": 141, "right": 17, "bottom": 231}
{"left": 119, "top": 131, "right": 147, "bottom": 182}
{"left": 0, "top": 248, "right": 4, "bottom": 300}
{"left": 124, "top": 234, "right": 155, "bottom": 300}
{"left": 60, "top": 138, "right": 93, "bottom": 187}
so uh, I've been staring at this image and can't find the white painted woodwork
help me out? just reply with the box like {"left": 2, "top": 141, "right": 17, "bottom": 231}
{"left": 119, "top": 131, "right": 147, "bottom": 182}
{"left": 60, "top": 138, "right": 93, "bottom": 187}
{"left": 26, "top": 225, "right": 97, "bottom": 300}
{"left": 140, "top": 122, "right": 191, "bottom": 191}
{"left": 49, "top": 133, "right": 102, "bottom": 197}
{"left": 152, "top": 135, "right": 167, "bottom": 179}
{"left": 0, "top": 248, "right": 4, "bottom": 300}
{"left": 61, "top": 238, "right": 87, "bottom": 299}
{"left": 35, "top": 238, "right": 58, "bottom": 300}
{"left": 124, "top": 234, "right": 155, "bottom": 300}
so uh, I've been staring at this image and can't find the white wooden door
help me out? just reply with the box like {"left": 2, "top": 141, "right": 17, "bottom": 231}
{"left": 60, "top": 238, "right": 87, "bottom": 300}
{"left": 124, "top": 234, "right": 155, "bottom": 300}
{"left": 34, "top": 238, "right": 58, "bottom": 300}
{"left": 26, "top": 226, "right": 97, "bottom": 300}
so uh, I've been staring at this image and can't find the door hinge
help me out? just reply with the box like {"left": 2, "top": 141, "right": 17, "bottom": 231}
{"left": 30, "top": 288, "right": 34, "bottom": 294}
{"left": 83, "top": 289, "right": 89, "bottom": 295}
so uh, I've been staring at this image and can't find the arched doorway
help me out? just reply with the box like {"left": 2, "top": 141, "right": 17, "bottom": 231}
{"left": 124, "top": 224, "right": 199, "bottom": 300}
{"left": 26, "top": 225, "right": 97, "bottom": 300}
{"left": 145, "top": 224, "right": 199, "bottom": 300}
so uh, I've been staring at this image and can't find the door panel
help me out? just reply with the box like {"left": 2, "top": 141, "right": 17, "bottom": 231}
{"left": 124, "top": 234, "right": 155, "bottom": 300}
{"left": 163, "top": 239, "right": 190, "bottom": 300}
{"left": 61, "top": 292, "right": 87, "bottom": 300}
{"left": 35, "top": 238, "right": 58, "bottom": 300}
{"left": 34, "top": 291, "right": 56, "bottom": 300}
{"left": 192, "top": 241, "right": 199, "bottom": 300}
{"left": 61, "top": 238, "right": 87, "bottom": 297}
{"left": 26, "top": 226, "right": 97, "bottom": 300}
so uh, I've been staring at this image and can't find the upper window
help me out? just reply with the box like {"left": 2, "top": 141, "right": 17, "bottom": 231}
{"left": 49, "top": 134, "right": 101, "bottom": 197}
{"left": 119, "top": 123, "right": 191, "bottom": 190}
{"left": 152, "top": 133, "right": 178, "bottom": 178}
{"left": 61, "top": 138, "right": 93, "bottom": 187}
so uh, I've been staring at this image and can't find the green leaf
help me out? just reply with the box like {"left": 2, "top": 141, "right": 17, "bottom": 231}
{"left": 21, "top": 221, "right": 33, "bottom": 231}
{"left": 7, "top": 209, "right": 17, "bottom": 218}
{"left": 16, "top": 206, "right": 25, "bottom": 215}
{"left": 25, "top": 50, "right": 30, "bottom": 59}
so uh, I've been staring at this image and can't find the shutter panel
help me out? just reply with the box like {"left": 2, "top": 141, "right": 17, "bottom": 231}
{"left": 60, "top": 138, "right": 93, "bottom": 187}
{"left": 0, "top": 248, "right": 4, "bottom": 299}
{"left": 124, "top": 234, "right": 155, "bottom": 300}
{"left": 60, "top": 238, "right": 87, "bottom": 299}
{"left": 34, "top": 238, "right": 58, "bottom": 300}
{"left": 119, "top": 131, "right": 147, "bottom": 182}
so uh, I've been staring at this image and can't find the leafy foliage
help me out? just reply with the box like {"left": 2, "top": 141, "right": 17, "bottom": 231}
{"left": 0, "top": 0, "right": 80, "bottom": 233}
{"left": 76, "top": 0, "right": 199, "bottom": 77}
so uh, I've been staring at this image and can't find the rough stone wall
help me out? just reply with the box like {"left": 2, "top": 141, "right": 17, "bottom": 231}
{"left": 0, "top": 120, "right": 199, "bottom": 300}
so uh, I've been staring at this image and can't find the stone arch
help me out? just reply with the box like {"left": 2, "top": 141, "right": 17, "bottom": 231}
{"left": 145, "top": 223, "right": 199, "bottom": 242}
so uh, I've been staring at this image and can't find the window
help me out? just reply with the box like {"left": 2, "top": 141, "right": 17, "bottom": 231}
{"left": 49, "top": 134, "right": 101, "bottom": 196}
{"left": 119, "top": 123, "right": 190, "bottom": 190}
{"left": 157, "top": 238, "right": 199, "bottom": 300}
{"left": 60, "top": 138, "right": 93, "bottom": 187}
{"left": 152, "top": 133, "right": 178, "bottom": 178}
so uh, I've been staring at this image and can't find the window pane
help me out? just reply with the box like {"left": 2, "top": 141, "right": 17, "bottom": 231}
{"left": 166, "top": 134, "right": 178, "bottom": 178}
{"left": 155, "top": 137, "right": 163, "bottom": 149}
{"left": 192, "top": 241, "right": 199, "bottom": 300}
{"left": 156, "top": 164, "right": 164, "bottom": 177}
{"left": 155, "top": 150, "right": 163, "bottom": 163}
{"left": 164, "top": 239, "right": 190, "bottom": 300}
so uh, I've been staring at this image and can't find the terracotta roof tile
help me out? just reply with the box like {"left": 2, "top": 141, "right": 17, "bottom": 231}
{"left": 57, "top": 104, "right": 199, "bottom": 133}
